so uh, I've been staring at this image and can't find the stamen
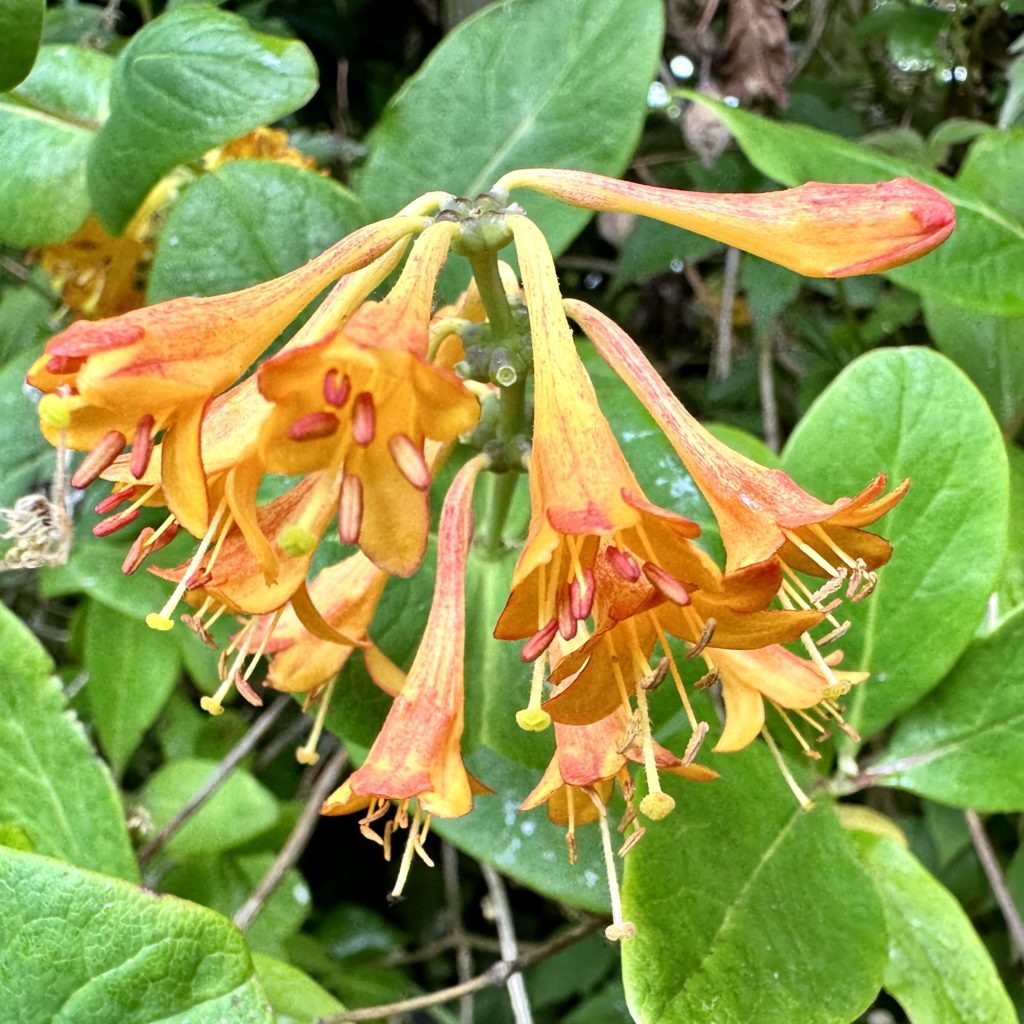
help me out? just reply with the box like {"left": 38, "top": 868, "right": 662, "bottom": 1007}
{"left": 556, "top": 584, "right": 577, "bottom": 641}
{"left": 147, "top": 501, "right": 226, "bottom": 631}
{"left": 337, "top": 473, "right": 363, "bottom": 545}
{"left": 71, "top": 430, "right": 126, "bottom": 488}
{"left": 323, "top": 369, "right": 351, "bottom": 408}
{"left": 200, "top": 676, "right": 234, "bottom": 717}
{"left": 809, "top": 523, "right": 859, "bottom": 570}
{"left": 816, "top": 621, "right": 851, "bottom": 647}
{"left": 642, "top": 562, "right": 691, "bottom": 606}
{"left": 569, "top": 568, "right": 595, "bottom": 621}
{"left": 782, "top": 527, "right": 842, "bottom": 578}
{"left": 297, "top": 678, "right": 336, "bottom": 765}
{"left": 615, "top": 710, "right": 641, "bottom": 755}
{"left": 820, "top": 699, "right": 861, "bottom": 742}
{"left": 686, "top": 617, "right": 717, "bottom": 659}
{"left": 585, "top": 788, "right": 635, "bottom": 942}
{"left": 761, "top": 727, "right": 814, "bottom": 811}
{"left": 390, "top": 804, "right": 424, "bottom": 900}
{"left": 642, "top": 657, "right": 670, "bottom": 692}
{"left": 288, "top": 411, "right": 340, "bottom": 442}
{"left": 682, "top": 721, "right": 710, "bottom": 765}
{"left": 92, "top": 508, "right": 140, "bottom": 537}
{"left": 607, "top": 546, "right": 641, "bottom": 582}
{"left": 352, "top": 393, "right": 376, "bottom": 446}
{"left": 770, "top": 702, "right": 821, "bottom": 760}
{"left": 145, "top": 514, "right": 179, "bottom": 547}
{"left": 633, "top": 668, "right": 675, "bottom": 821}
{"left": 618, "top": 825, "right": 646, "bottom": 857}
{"left": 793, "top": 707, "right": 831, "bottom": 741}
{"left": 648, "top": 611, "right": 699, "bottom": 732}
{"left": 516, "top": 653, "right": 552, "bottom": 731}
{"left": 388, "top": 433, "right": 431, "bottom": 491}
{"left": 95, "top": 487, "right": 136, "bottom": 515}
{"left": 232, "top": 670, "right": 264, "bottom": 707}
{"left": 521, "top": 618, "right": 558, "bottom": 663}
{"left": 809, "top": 571, "right": 848, "bottom": 604}
{"left": 693, "top": 668, "right": 720, "bottom": 690}
{"left": 130, "top": 414, "right": 155, "bottom": 478}
{"left": 565, "top": 793, "right": 578, "bottom": 865}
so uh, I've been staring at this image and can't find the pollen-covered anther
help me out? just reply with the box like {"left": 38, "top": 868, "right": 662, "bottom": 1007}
{"left": 816, "top": 621, "right": 851, "bottom": 647}
{"left": 288, "top": 411, "right": 340, "bottom": 442}
{"left": 809, "top": 570, "right": 847, "bottom": 604}
{"left": 848, "top": 559, "right": 878, "bottom": 602}
{"left": 92, "top": 507, "right": 140, "bottom": 537}
{"left": 180, "top": 613, "right": 217, "bottom": 649}
{"left": 521, "top": 618, "right": 558, "bottom": 662}
{"left": 130, "top": 414, "right": 156, "bottom": 478}
{"left": 682, "top": 720, "right": 710, "bottom": 766}
{"left": 641, "top": 656, "right": 670, "bottom": 692}
{"left": 337, "top": 474, "right": 364, "bottom": 545}
{"left": 71, "top": 430, "right": 127, "bottom": 488}
{"left": 569, "top": 568, "right": 596, "bottom": 621}
{"left": 323, "top": 368, "right": 351, "bottom": 408}
{"left": 618, "top": 826, "right": 646, "bottom": 857}
{"left": 693, "top": 667, "right": 720, "bottom": 690}
{"left": 686, "top": 617, "right": 717, "bottom": 659}
{"left": 352, "top": 392, "right": 377, "bottom": 446}
{"left": 232, "top": 669, "right": 264, "bottom": 707}
{"left": 607, "top": 546, "right": 641, "bottom": 582}
{"left": 642, "top": 562, "right": 691, "bottom": 606}
{"left": 388, "top": 433, "right": 432, "bottom": 491}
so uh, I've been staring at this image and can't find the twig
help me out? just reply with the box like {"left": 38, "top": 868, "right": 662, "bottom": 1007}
{"left": 482, "top": 864, "right": 533, "bottom": 1024}
{"left": 137, "top": 696, "right": 291, "bottom": 866}
{"left": 964, "top": 809, "right": 1024, "bottom": 964}
{"left": 317, "top": 917, "right": 605, "bottom": 1023}
{"left": 380, "top": 931, "right": 508, "bottom": 967}
{"left": 233, "top": 746, "right": 348, "bottom": 931}
{"left": 759, "top": 329, "right": 781, "bottom": 452}
{"left": 712, "top": 247, "right": 740, "bottom": 380}
{"left": 443, "top": 845, "right": 475, "bottom": 1024}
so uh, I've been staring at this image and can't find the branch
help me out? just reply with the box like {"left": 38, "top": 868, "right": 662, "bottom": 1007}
{"left": 482, "top": 863, "right": 533, "bottom": 1024}
{"left": 317, "top": 917, "right": 606, "bottom": 1024}
{"left": 137, "top": 695, "right": 291, "bottom": 867}
{"left": 443, "top": 844, "right": 475, "bottom": 1024}
{"left": 964, "top": 809, "right": 1024, "bottom": 964}
{"left": 234, "top": 746, "right": 348, "bottom": 931}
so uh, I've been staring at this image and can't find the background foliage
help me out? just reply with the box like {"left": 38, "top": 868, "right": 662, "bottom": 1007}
{"left": 1, "top": 0, "right": 1024, "bottom": 1021}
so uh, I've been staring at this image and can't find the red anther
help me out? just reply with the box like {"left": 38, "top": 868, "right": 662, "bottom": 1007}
{"left": 130, "top": 414, "right": 155, "bottom": 478}
{"left": 71, "top": 430, "right": 127, "bottom": 488}
{"left": 352, "top": 393, "right": 376, "bottom": 446}
{"left": 95, "top": 487, "right": 136, "bottom": 515}
{"left": 556, "top": 585, "right": 577, "bottom": 641}
{"left": 122, "top": 527, "right": 155, "bottom": 575}
{"left": 569, "top": 568, "right": 596, "bottom": 621}
{"left": 186, "top": 569, "right": 213, "bottom": 590}
{"left": 607, "top": 546, "right": 640, "bottom": 582}
{"left": 388, "top": 433, "right": 431, "bottom": 491}
{"left": 45, "top": 354, "right": 83, "bottom": 375}
{"left": 148, "top": 521, "right": 179, "bottom": 553}
{"left": 323, "top": 369, "right": 351, "bottom": 408}
{"left": 92, "top": 507, "right": 140, "bottom": 537}
{"left": 338, "top": 474, "right": 364, "bottom": 545}
{"left": 232, "top": 670, "right": 264, "bottom": 707}
{"left": 288, "top": 411, "right": 340, "bottom": 441}
{"left": 521, "top": 618, "right": 559, "bottom": 662}
{"left": 642, "top": 562, "right": 691, "bottom": 606}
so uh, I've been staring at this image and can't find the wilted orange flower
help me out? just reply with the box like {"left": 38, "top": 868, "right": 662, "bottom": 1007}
{"left": 494, "top": 168, "right": 955, "bottom": 277}
{"left": 258, "top": 222, "right": 479, "bottom": 576}
{"left": 28, "top": 214, "right": 431, "bottom": 537}
{"left": 321, "top": 455, "right": 488, "bottom": 897}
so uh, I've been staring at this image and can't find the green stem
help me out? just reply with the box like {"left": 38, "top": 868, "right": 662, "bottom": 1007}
{"left": 466, "top": 248, "right": 515, "bottom": 338}
{"left": 481, "top": 470, "right": 520, "bottom": 556}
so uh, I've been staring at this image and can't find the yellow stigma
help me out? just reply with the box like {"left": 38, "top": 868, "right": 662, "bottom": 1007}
{"left": 38, "top": 394, "right": 72, "bottom": 430}
{"left": 515, "top": 707, "right": 551, "bottom": 732}
{"left": 199, "top": 696, "right": 225, "bottom": 716}
{"left": 146, "top": 613, "right": 174, "bottom": 631}
{"left": 639, "top": 792, "right": 676, "bottom": 820}
{"left": 279, "top": 525, "right": 317, "bottom": 557}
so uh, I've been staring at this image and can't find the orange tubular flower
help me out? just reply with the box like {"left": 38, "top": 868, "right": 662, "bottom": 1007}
{"left": 321, "top": 456, "right": 488, "bottom": 897}
{"left": 493, "top": 168, "right": 955, "bottom": 277}
{"left": 28, "top": 213, "right": 431, "bottom": 537}
{"left": 258, "top": 222, "right": 480, "bottom": 577}
{"left": 563, "top": 300, "right": 907, "bottom": 618}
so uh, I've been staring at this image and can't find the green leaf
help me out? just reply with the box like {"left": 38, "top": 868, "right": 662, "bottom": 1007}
{"left": 922, "top": 295, "right": 1024, "bottom": 434}
{"left": 868, "top": 606, "right": 1024, "bottom": 809}
{"left": 83, "top": 601, "right": 182, "bottom": 777}
{"left": 148, "top": 160, "right": 366, "bottom": 302}
{"left": 853, "top": 832, "right": 1016, "bottom": 1024}
{"left": 956, "top": 128, "right": 1024, "bottom": 223}
{"left": 0, "top": 43, "right": 112, "bottom": 246}
{"left": 252, "top": 953, "right": 344, "bottom": 1024}
{"left": 357, "top": 0, "right": 663, "bottom": 260}
{"left": 687, "top": 95, "right": 1024, "bottom": 316}
{"left": 140, "top": 758, "right": 280, "bottom": 859}
{"left": 88, "top": 6, "right": 318, "bottom": 234}
{"left": 0, "top": 0, "right": 45, "bottom": 92}
{"left": 0, "top": 846, "right": 273, "bottom": 1024}
{"left": 0, "top": 349, "right": 53, "bottom": 510}
{"left": 612, "top": 218, "right": 721, "bottom": 292}
{"left": 622, "top": 745, "right": 886, "bottom": 1024}
{"left": 0, "top": 602, "right": 137, "bottom": 880}
{"left": 782, "top": 347, "right": 1008, "bottom": 738}
{"left": 0, "top": 278, "right": 54, "bottom": 364}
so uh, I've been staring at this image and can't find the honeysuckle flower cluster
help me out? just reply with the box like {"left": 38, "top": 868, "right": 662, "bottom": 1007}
{"left": 15, "top": 163, "right": 954, "bottom": 932}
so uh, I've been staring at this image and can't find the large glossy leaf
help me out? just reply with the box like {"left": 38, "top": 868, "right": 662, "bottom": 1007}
{"left": 0, "top": 846, "right": 273, "bottom": 1024}
{"left": 922, "top": 294, "right": 1024, "bottom": 435}
{"left": 0, "top": 44, "right": 112, "bottom": 246}
{"left": 688, "top": 95, "right": 1024, "bottom": 315}
{"left": 252, "top": 953, "right": 344, "bottom": 1024}
{"left": 956, "top": 128, "right": 1024, "bottom": 223}
{"left": 622, "top": 745, "right": 886, "bottom": 1024}
{"left": 148, "top": 160, "right": 366, "bottom": 301}
{"left": 83, "top": 601, "right": 182, "bottom": 777}
{"left": 0, "top": 349, "right": 54, "bottom": 509}
{"left": 853, "top": 832, "right": 1016, "bottom": 1024}
{"left": 782, "top": 347, "right": 1008, "bottom": 739}
{"left": 0, "top": 602, "right": 137, "bottom": 881}
{"left": 0, "top": 0, "right": 45, "bottom": 92}
{"left": 357, "top": 0, "right": 663, "bottom": 261}
{"left": 866, "top": 607, "right": 1024, "bottom": 810}
{"left": 88, "top": 6, "right": 318, "bottom": 234}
